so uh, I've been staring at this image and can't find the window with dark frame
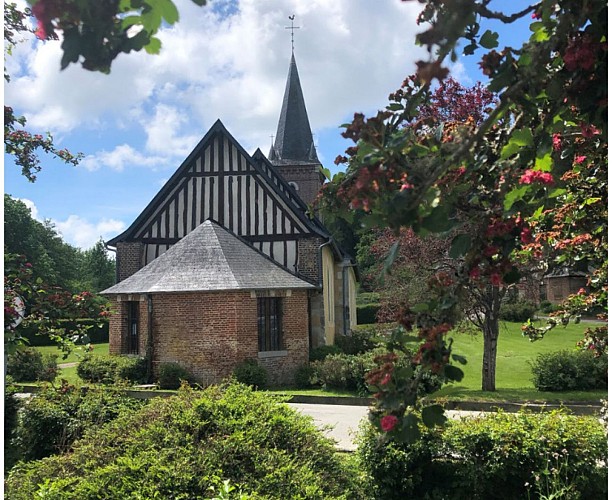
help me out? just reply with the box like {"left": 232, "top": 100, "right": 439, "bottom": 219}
{"left": 127, "top": 301, "right": 139, "bottom": 355}
{"left": 258, "top": 297, "right": 282, "bottom": 352}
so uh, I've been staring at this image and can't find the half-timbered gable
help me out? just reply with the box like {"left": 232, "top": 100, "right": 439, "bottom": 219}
{"left": 108, "top": 120, "right": 327, "bottom": 279}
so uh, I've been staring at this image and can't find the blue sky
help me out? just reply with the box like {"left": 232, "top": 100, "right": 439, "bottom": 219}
{"left": 4, "top": 0, "right": 532, "bottom": 249}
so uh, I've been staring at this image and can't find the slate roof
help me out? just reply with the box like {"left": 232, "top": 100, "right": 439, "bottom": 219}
{"left": 269, "top": 53, "right": 320, "bottom": 164}
{"left": 101, "top": 220, "right": 316, "bottom": 294}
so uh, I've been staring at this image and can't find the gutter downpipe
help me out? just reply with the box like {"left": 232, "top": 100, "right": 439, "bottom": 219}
{"left": 146, "top": 294, "right": 154, "bottom": 383}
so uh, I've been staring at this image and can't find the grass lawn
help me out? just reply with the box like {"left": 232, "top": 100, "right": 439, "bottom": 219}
{"left": 33, "top": 343, "right": 110, "bottom": 386}
{"left": 432, "top": 320, "right": 607, "bottom": 402}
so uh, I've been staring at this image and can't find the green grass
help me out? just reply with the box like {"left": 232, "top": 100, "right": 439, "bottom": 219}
{"left": 432, "top": 320, "right": 607, "bottom": 402}
{"left": 32, "top": 343, "right": 110, "bottom": 386}
{"left": 35, "top": 343, "right": 110, "bottom": 364}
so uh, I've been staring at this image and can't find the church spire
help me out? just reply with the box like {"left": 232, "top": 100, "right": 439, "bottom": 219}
{"left": 269, "top": 52, "right": 319, "bottom": 165}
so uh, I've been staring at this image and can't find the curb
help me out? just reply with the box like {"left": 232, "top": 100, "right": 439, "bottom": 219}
{"left": 12, "top": 385, "right": 603, "bottom": 415}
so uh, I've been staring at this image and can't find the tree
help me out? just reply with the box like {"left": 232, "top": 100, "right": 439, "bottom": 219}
{"left": 79, "top": 239, "right": 116, "bottom": 293}
{"left": 320, "top": 0, "right": 607, "bottom": 441}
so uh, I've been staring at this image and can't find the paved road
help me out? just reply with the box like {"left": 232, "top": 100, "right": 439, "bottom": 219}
{"left": 290, "top": 403, "right": 486, "bottom": 451}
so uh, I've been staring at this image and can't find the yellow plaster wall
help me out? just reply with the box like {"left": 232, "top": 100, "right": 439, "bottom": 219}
{"left": 322, "top": 246, "right": 336, "bottom": 345}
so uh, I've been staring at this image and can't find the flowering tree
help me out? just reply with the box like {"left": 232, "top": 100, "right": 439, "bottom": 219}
{"left": 320, "top": 0, "right": 607, "bottom": 440}
{"left": 4, "top": 254, "right": 110, "bottom": 358}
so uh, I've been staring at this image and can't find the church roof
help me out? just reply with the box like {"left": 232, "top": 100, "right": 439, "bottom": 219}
{"left": 269, "top": 53, "right": 319, "bottom": 164}
{"left": 101, "top": 220, "right": 316, "bottom": 294}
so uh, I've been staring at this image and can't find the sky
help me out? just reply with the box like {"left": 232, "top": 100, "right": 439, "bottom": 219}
{"left": 4, "top": 0, "right": 532, "bottom": 250}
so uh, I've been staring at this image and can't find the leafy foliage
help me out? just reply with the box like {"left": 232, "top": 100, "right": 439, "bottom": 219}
{"left": 319, "top": 0, "right": 607, "bottom": 438}
{"left": 11, "top": 383, "right": 145, "bottom": 463}
{"left": 26, "top": 0, "right": 208, "bottom": 73}
{"left": 157, "top": 361, "right": 195, "bottom": 389}
{"left": 530, "top": 350, "right": 607, "bottom": 391}
{"left": 77, "top": 354, "right": 147, "bottom": 385}
{"left": 6, "top": 347, "right": 58, "bottom": 382}
{"left": 232, "top": 359, "right": 268, "bottom": 389}
{"left": 499, "top": 299, "right": 538, "bottom": 323}
{"left": 6, "top": 383, "right": 365, "bottom": 499}
{"left": 357, "top": 410, "right": 607, "bottom": 499}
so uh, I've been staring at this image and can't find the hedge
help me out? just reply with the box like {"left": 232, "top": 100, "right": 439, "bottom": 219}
{"left": 357, "top": 303, "right": 380, "bottom": 324}
{"left": 16, "top": 319, "right": 109, "bottom": 346}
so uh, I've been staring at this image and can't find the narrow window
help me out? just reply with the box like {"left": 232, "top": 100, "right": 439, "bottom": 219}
{"left": 258, "top": 297, "right": 282, "bottom": 351}
{"left": 127, "top": 301, "right": 139, "bottom": 354}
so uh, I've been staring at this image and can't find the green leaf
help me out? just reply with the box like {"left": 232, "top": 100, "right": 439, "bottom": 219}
{"left": 503, "top": 186, "right": 528, "bottom": 211}
{"left": 480, "top": 30, "right": 499, "bottom": 49}
{"left": 411, "top": 302, "right": 430, "bottom": 313}
{"left": 421, "top": 206, "right": 454, "bottom": 233}
{"left": 387, "top": 103, "right": 404, "bottom": 111}
{"left": 190, "top": 0, "right": 207, "bottom": 5}
{"left": 157, "top": 0, "right": 180, "bottom": 24}
{"left": 60, "top": 30, "right": 81, "bottom": 70}
{"left": 503, "top": 267, "right": 521, "bottom": 285}
{"left": 144, "top": 36, "right": 162, "bottom": 54}
{"left": 398, "top": 413, "right": 420, "bottom": 443}
{"left": 451, "top": 354, "right": 467, "bottom": 365}
{"left": 449, "top": 234, "right": 472, "bottom": 258}
{"left": 444, "top": 364, "right": 464, "bottom": 382}
{"left": 535, "top": 153, "right": 552, "bottom": 172}
{"left": 421, "top": 404, "right": 447, "bottom": 428}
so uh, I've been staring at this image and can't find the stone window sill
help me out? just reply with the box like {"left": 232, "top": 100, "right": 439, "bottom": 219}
{"left": 258, "top": 350, "right": 288, "bottom": 359}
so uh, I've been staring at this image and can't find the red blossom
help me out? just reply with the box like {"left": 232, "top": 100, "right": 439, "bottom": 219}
{"left": 552, "top": 134, "right": 563, "bottom": 151}
{"left": 520, "top": 227, "right": 533, "bottom": 244}
{"left": 380, "top": 415, "right": 399, "bottom": 432}
{"left": 580, "top": 123, "right": 600, "bottom": 138}
{"left": 490, "top": 273, "right": 503, "bottom": 286}
{"left": 574, "top": 155, "right": 587, "bottom": 164}
{"left": 519, "top": 169, "right": 554, "bottom": 186}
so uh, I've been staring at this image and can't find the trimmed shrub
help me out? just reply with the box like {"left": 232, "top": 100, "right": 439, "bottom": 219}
{"left": 357, "top": 410, "right": 607, "bottom": 500}
{"left": 157, "top": 362, "right": 194, "bottom": 390}
{"left": 499, "top": 300, "right": 538, "bottom": 322}
{"left": 115, "top": 356, "right": 147, "bottom": 384}
{"left": 77, "top": 355, "right": 147, "bottom": 385}
{"left": 233, "top": 359, "right": 268, "bottom": 389}
{"left": 12, "top": 384, "right": 145, "bottom": 463}
{"left": 294, "top": 364, "right": 317, "bottom": 388}
{"left": 357, "top": 303, "right": 380, "bottom": 324}
{"left": 6, "top": 383, "right": 366, "bottom": 499}
{"left": 6, "top": 348, "right": 57, "bottom": 382}
{"left": 311, "top": 352, "right": 376, "bottom": 394}
{"left": 77, "top": 355, "right": 117, "bottom": 384}
{"left": 309, "top": 344, "right": 342, "bottom": 361}
{"left": 335, "top": 324, "right": 382, "bottom": 354}
{"left": 530, "top": 349, "right": 607, "bottom": 391}
{"left": 356, "top": 292, "right": 381, "bottom": 305}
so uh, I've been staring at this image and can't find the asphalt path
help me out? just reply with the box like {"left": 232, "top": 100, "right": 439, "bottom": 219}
{"left": 289, "top": 403, "right": 485, "bottom": 451}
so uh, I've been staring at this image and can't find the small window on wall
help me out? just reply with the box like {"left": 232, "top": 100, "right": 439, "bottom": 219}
{"left": 258, "top": 297, "right": 282, "bottom": 351}
{"left": 288, "top": 182, "right": 299, "bottom": 191}
{"left": 127, "top": 301, "right": 139, "bottom": 355}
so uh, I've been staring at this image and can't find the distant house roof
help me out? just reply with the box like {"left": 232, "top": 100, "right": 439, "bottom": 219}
{"left": 101, "top": 220, "right": 316, "bottom": 294}
{"left": 268, "top": 53, "right": 319, "bottom": 165}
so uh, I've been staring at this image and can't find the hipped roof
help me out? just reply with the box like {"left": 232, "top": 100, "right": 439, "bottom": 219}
{"left": 101, "top": 220, "right": 316, "bottom": 295}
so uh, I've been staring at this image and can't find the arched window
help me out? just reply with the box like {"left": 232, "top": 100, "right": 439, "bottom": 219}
{"left": 288, "top": 182, "right": 299, "bottom": 191}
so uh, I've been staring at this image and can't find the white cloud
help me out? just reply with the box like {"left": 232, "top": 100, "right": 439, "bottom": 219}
{"left": 5, "top": 0, "right": 427, "bottom": 168}
{"left": 17, "top": 198, "right": 40, "bottom": 220}
{"left": 80, "top": 144, "right": 169, "bottom": 172}
{"left": 54, "top": 215, "right": 126, "bottom": 249}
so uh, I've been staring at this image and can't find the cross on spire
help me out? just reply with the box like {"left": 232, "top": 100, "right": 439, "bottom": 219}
{"left": 285, "top": 14, "right": 300, "bottom": 53}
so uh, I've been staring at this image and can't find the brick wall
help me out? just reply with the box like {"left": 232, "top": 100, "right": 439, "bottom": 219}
{"left": 116, "top": 242, "right": 144, "bottom": 281}
{"left": 275, "top": 163, "right": 323, "bottom": 207}
{"left": 107, "top": 289, "right": 309, "bottom": 386}
{"left": 297, "top": 237, "right": 323, "bottom": 282}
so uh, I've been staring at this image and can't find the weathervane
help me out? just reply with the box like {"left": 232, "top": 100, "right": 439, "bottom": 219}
{"left": 285, "top": 14, "right": 300, "bottom": 53}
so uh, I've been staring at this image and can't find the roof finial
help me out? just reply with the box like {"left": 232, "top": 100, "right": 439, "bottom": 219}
{"left": 285, "top": 14, "right": 300, "bottom": 53}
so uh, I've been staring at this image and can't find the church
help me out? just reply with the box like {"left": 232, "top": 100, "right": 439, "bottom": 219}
{"left": 101, "top": 51, "right": 358, "bottom": 385}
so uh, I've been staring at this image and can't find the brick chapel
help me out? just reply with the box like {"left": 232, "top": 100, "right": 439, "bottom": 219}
{"left": 101, "top": 51, "right": 358, "bottom": 385}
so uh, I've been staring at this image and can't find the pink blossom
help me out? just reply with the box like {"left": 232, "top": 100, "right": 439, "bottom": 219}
{"left": 520, "top": 227, "right": 533, "bottom": 244}
{"left": 380, "top": 372, "right": 392, "bottom": 385}
{"left": 580, "top": 123, "right": 600, "bottom": 138}
{"left": 469, "top": 267, "right": 480, "bottom": 280}
{"left": 574, "top": 155, "right": 587, "bottom": 164}
{"left": 552, "top": 134, "right": 563, "bottom": 151}
{"left": 519, "top": 169, "right": 554, "bottom": 186}
{"left": 380, "top": 415, "right": 399, "bottom": 432}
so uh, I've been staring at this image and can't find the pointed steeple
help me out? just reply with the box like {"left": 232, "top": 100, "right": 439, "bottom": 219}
{"left": 269, "top": 53, "right": 319, "bottom": 164}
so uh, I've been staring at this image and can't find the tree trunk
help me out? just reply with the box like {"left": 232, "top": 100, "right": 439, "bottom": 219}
{"left": 481, "top": 315, "right": 499, "bottom": 391}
